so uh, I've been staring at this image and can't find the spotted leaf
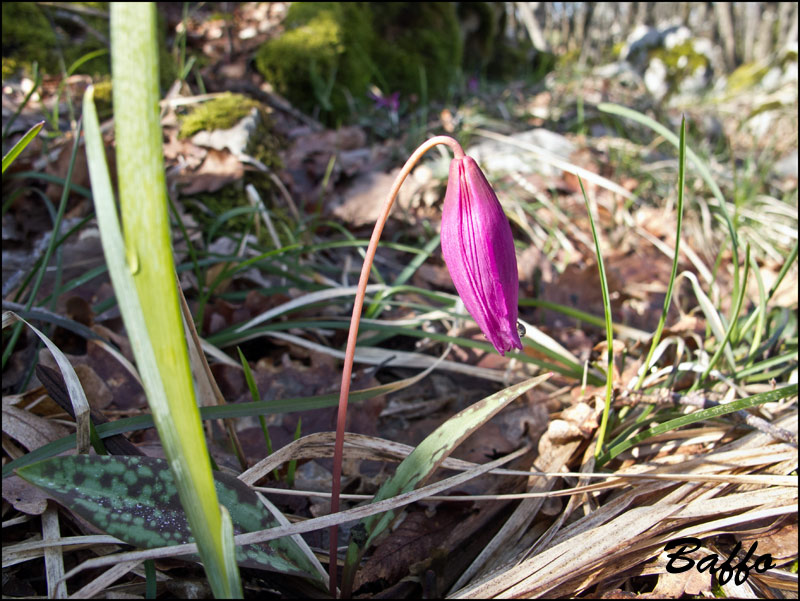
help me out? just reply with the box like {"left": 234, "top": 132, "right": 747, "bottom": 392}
{"left": 16, "top": 455, "right": 323, "bottom": 584}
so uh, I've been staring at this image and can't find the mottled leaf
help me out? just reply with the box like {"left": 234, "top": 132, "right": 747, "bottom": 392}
{"left": 16, "top": 455, "right": 323, "bottom": 584}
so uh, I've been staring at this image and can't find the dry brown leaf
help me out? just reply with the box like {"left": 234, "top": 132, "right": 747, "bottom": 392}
{"left": 38, "top": 342, "right": 146, "bottom": 412}
{"left": 163, "top": 130, "right": 206, "bottom": 166}
{"left": 2, "top": 475, "right": 50, "bottom": 515}
{"left": 739, "top": 518, "right": 798, "bottom": 562}
{"left": 1, "top": 405, "right": 70, "bottom": 451}
{"left": 650, "top": 565, "right": 712, "bottom": 598}
{"left": 447, "top": 410, "right": 797, "bottom": 599}
{"left": 353, "top": 507, "right": 472, "bottom": 593}
{"left": 73, "top": 364, "right": 113, "bottom": 411}
{"left": 332, "top": 169, "right": 399, "bottom": 227}
{"left": 179, "top": 148, "right": 244, "bottom": 195}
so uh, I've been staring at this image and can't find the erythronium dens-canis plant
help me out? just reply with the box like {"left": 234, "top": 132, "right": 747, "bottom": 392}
{"left": 329, "top": 135, "right": 523, "bottom": 595}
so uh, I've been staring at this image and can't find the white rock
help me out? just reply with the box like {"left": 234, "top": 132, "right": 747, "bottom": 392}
{"left": 664, "top": 26, "right": 691, "bottom": 50}
{"left": 190, "top": 108, "right": 260, "bottom": 158}
{"left": 644, "top": 58, "right": 668, "bottom": 101}
{"left": 466, "top": 129, "right": 576, "bottom": 177}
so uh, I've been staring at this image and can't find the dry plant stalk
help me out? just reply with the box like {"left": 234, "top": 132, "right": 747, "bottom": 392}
{"left": 449, "top": 411, "right": 798, "bottom": 598}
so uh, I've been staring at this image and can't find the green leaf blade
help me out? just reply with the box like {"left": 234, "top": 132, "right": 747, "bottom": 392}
{"left": 2, "top": 120, "right": 45, "bottom": 174}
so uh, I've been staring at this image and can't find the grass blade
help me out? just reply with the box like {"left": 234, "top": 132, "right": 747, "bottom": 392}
{"left": 2, "top": 377, "right": 423, "bottom": 480}
{"left": 2, "top": 312, "right": 90, "bottom": 454}
{"left": 635, "top": 117, "right": 686, "bottom": 390}
{"left": 598, "top": 103, "right": 741, "bottom": 315}
{"left": 578, "top": 178, "right": 615, "bottom": 458}
{"left": 597, "top": 384, "right": 797, "bottom": 465}
{"left": 2, "top": 120, "right": 45, "bottom": 174}
{"left": 697, "top": 245, "right": 751, "bottom": 386}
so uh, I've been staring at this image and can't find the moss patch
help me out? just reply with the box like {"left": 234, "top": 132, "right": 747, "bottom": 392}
{"left": 254, "top": 3, "right": 371, "bottom": 121}
{"left": 2, "top": 2, "right": 110, "bottom": 78}
{"left": 649, "top": 41, "right": 709, "bottom": 90}
{"left": 91, "top": 78, "right": 114, "bottom": 120}
{"left": 727, "top": 62, "right": 771, "bottom": 92}
{"left": 179, "top": 93, "right": 261, "bottom": 139}
{"left": 369, "top": 3, "right": 462, "bottom": 100}
{"left": 179, "top": 94, "right": 285, "bottom": 243}
{"left": 186, "top": 181, "right": 252, "bottom": 234}
{"left": 244, "top": 111, "right": 284, "bottom": 171}
{"left": 651, "top": 41, "right": 708, "bottom": 74}
{"left": 178, "top": 93, "right": 282, "bottom": 170}
{"left": 2, "top": 2, "right": 59, "bottom": 77}
{"left": 254, "top": 2, "right": 462, "bottom": 124}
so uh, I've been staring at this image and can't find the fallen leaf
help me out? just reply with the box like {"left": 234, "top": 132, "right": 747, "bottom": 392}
{"left": 332, "top": 169, "right": 399, "bottom": 227}
{"left": 1, "top": 475, "right": 49, "bottom": 515}
{"left": 179, "top": 148, "right": 244, "bottom": 195}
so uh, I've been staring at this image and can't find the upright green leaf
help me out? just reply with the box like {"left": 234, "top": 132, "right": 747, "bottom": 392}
{"left": 82, "top": 3, "right": 241, "bottom": 596}
{"left": 579, "top": 178, "right": 614, "bottom": 459}
{"left": 635, "top": 117, "right": 687, "bottom": 390}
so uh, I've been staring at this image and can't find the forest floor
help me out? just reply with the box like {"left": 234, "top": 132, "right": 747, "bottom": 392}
{"left": 2, "top": 3, "right": 798, "bottom": 599}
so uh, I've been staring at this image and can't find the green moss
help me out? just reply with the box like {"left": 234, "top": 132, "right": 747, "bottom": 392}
{"left": 254, "top": 2, "right": 462, "bottom": 124}
{"left": 727, "top": 61, "right": 770, "bottom": 92}
{"left": 2, "top": 57, "right": 21, "bottom": 80}
{"left": 649, "top": 41, "right": 709, "bottom": 98}
{"left": 179, "top": 94, "right": 285, "bottom": 243}
{"left": 91, "top": 78, "right": 114, "bottom": 120}
{"left": 779, "top": 47, "right": 798, "bottom": 68}
{"left": 255, "top": 3, "right": 371, "bottom": 121}
{"left": 2, "top": 2, "right": 111, "bottom": 78}
{"left": 653, "top": 40, "right": 708, "bottom": 73}
{"left": 179, "top": 93, "right": 261, "bottom": 139}
{"left": 156, "top": 9, "right": 179, "bottom": 93}
{"left": 2, "top": 3, "right": 58, "bottom": 77}
{"left": 207, "top": 12, "right": 234, "bottom": 23}
{"left": 179, "top": 93, "right": 283, "bottom": 170}
{"left": 369, "top": 3, "right": 462, "bottom": 100}
{"left": 2, "top": 2, "right": 182, "bottom": 92}
{"left": 458, "top": 2, "right": 498, "bottom": 74}
{"left": 487, "top": 38, "right": 549, "bottom": 82}
{"left": 245, "top": 111, "right": 284, "bottom": 171}
{"left": 187, "top": 182, "right": 250, "bottom": 232}
{"left": 556, "top": 47, "right": 581, "bottom": 70}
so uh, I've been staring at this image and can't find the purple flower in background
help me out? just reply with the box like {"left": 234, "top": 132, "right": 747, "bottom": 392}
{"left": 441, "top": 156, "right": 523, "bottom": 355}
{"left": 468, "top": 75, "right": 479, "bottom": 94}
{"left": 368, "top": 90, "right": 400, "bottom": 113}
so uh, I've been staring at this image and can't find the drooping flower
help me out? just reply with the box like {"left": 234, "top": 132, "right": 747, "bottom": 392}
{"left": 441, "top": 156, "right": 523, "bottom": 355}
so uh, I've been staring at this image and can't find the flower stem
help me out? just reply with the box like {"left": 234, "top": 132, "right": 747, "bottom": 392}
{"left": 328, "top": 135, "right": 463, "bottom": 597}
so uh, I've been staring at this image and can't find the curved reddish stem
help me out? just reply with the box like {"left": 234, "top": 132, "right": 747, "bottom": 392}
{"left": 328, "top": 136, "right": 463, "bottom": 597}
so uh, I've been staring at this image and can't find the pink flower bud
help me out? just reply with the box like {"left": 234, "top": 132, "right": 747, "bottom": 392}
{"left": 441, "top": 156, "right": 523, "bottom": 355}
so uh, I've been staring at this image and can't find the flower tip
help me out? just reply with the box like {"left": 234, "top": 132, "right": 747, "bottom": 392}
{"left": 491, "top": 327, "right": 524, "bottom": 356}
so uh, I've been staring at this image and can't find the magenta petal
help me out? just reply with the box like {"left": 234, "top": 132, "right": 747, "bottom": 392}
{"left": 441, "top": 156, "right": 523, "bottom": 355}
